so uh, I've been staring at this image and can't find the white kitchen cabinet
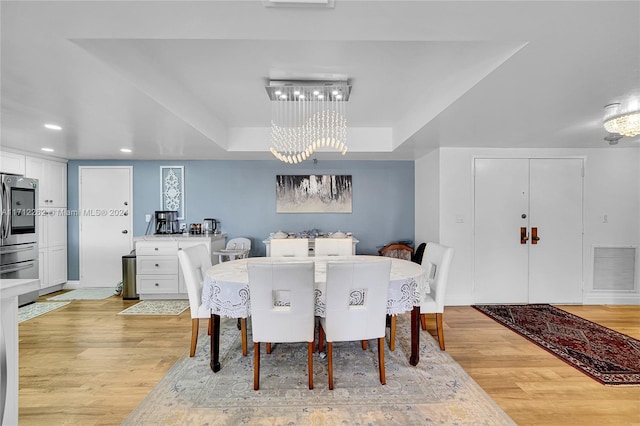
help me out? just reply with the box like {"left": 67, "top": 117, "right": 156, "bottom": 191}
{"left": 37, "top": 209, "right": 68, "bottom": 290}
{"left": 134, "top": 234, "right": 226, "bottom": 299}
{"left": 38, "top": 208, "right": 67, "bottom": 247}
{"left": 25, "top": 156, "right": 67, "bottom": 207}
{"left": 38, "top": 249, "right": 48, "bottom": 288}
{"left": 26, "top": 155, "right": 69, "bottom": 294}
{"left": 48, "top": 245, "right": 67, "bottom": 286}
{"left": 0, "top": 150, "right": 26, "bottom": 175}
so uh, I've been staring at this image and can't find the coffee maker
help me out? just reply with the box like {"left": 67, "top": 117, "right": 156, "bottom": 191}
{"left": 155, "top": 210, "right": 179, "bottom": 234}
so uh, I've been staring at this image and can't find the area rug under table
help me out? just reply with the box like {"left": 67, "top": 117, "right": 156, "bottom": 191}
{"left": 123, "top": 314, "right": 515, "bottom": 425}
{"left": 473, "top": 304, "right": 640, "bottom": 386}
{"left": 118, "top": 300, "right": 190, "bottom": 315}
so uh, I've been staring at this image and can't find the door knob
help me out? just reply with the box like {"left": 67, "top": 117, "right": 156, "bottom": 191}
{"left": 532, "top": 227, "right": 540, "bottom": 244}
{"left": 122, "top": 230, "right": 128, "bottom": 234}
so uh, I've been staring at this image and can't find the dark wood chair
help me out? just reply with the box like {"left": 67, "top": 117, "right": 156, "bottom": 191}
{"left": 378, "top": 243, "right": 413, "bottom": 261}
{"left": 379, "top": 242, "right": 414, "bottom": 351}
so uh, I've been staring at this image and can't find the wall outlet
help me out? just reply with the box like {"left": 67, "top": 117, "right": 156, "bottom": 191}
{"left": 145, "top": 214, "right": 151, "bottom": 223}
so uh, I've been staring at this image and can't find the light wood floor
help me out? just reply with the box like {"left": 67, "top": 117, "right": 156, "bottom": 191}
{"left": 17, "top": 293, "right": 640, "bottom": 425}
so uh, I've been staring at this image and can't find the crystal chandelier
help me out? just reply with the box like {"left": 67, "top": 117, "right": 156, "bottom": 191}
{"left": 266, "top": 80, "right": 350, "bottom": 164}
{"left": 603, "top": 102, "right": 640, "bottom": 137}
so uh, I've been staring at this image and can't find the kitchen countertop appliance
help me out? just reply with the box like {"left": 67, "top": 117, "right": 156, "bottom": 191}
{"left": 154, "top": 210, "right": 179, "bottom": 234}
{"left": 202, "top": 218, "right": 220, "bottom": 235}
{"left": 1, "top": 174, "right": 40, "bottom": 306}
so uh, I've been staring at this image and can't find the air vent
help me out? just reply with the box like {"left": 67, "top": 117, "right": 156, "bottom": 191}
{"left": 593, "top": 247, "right": 636, "bottom": 291}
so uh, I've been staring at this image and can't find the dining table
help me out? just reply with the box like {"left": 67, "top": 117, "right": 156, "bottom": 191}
{"left": 201, "top": 255, "right": 429, "bottom": 372}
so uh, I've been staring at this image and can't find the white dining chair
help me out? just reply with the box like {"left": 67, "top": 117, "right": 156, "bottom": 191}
{"left": 177, "top": 244, "right": 214, "bottom": 357}
{"left": 314, "top": 237, "right": 353, "bottom": 256}
{"left": 318, "top": 259, "right": 391, "bottom": 390}
{"left": 247, "top": 260, "right": 316, "bottom": 390}
{"left": 179, "top": 244, "right": 248, "bottom": 357}
{"left": 419, "top": 242, "right": 454, "bottom": 350}
{"left": 386, "top": 242, "right": 454, "bottom": 352}
{"left": 269, "top": 238, "right": 309, "bottom": 257}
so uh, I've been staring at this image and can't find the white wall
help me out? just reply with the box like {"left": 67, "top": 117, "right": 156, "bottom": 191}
{"left": 415, "top": 147, "right": 640, "bottom": 306}
{"left": 414, "top": 149, "right": 440, "bottom": 243}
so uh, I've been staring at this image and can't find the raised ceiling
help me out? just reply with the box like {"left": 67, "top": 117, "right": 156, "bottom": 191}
{"left": 1, "top": 0, "right": 639, "bottom": 161}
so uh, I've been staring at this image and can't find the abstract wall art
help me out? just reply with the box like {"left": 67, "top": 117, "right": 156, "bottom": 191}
{"left": 276, "top": 175, "right": 352, "bottom": 213}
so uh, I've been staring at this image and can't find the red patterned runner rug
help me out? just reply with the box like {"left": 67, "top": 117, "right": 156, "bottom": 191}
{"left": 473, "top": 304, "right": 640, "bottom": 386}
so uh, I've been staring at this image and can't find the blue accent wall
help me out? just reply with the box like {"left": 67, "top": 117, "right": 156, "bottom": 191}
{"left": 67, "top": 160, "right": 414, "bottom": 280}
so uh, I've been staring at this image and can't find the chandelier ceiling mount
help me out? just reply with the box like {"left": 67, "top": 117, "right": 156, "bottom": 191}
{"left": 603, "top": 102, "right": 640, "bottom": 138}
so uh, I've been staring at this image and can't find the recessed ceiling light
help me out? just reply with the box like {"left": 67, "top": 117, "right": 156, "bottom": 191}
{"left": 44, "top": 123, "right": 62, "bottom": 130}
{"left": 120, "top": 148, "right": 132, "bottom": 153}
{"left": 41, "top": 148, "right": 54, "bottom": 152}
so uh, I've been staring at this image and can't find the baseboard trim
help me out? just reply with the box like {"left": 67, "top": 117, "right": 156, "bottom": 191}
{"left": 63, "top": 280, "right": 81, "bottom": 289}
{"left": 38, "top": 283, "right": 65, "bottom": 296}
{"left": 444, "top": 295, "right": 475, "bottom": 306}
{"left": 583, "top": 292, "right": 640, "bottom": 305}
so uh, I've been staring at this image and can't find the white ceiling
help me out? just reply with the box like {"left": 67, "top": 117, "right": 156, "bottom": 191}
{"left": 2, "top": 0, "right": 639, "bottom": 161}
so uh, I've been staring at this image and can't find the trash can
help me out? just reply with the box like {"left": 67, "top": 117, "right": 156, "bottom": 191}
{"left": 122, "top": 250, "right": 139, "bottom": 300}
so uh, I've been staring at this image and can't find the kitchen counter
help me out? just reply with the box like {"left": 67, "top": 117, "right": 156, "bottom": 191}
{"left": 1, "top": 278, "right": 41, "bottom": 300}
{"left": 1, "top": 278, "right": 40, "bottom": 425}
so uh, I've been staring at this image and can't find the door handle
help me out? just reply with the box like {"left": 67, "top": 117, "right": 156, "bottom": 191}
{"left": 0, "top": 244, "right": 37, "bottom": 254}
{"left": 0, "top": 261, "right": 36, "bottom": 274}
{"left": 122, "top": 230, "right": 128, "bottom": 234}
{"left": 520, "top": 227, "right": 529, "bottom": 244}
{"left": 532, "top": 227, "right": 540, "bottom": 244}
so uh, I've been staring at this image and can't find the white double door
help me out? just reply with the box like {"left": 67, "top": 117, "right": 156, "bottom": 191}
{"left": 473, "top": 158, "right": 584, "bottom": 304}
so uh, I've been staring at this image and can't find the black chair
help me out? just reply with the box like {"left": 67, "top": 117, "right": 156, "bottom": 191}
{"left": 412, "top": 242, "right": 426, "bottom": 264}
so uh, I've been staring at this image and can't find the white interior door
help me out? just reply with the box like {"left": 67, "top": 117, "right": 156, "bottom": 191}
{"left": 528, "top": 159, "right": 583, "bottom": 303}
{"left": 473, "top": 158, "right": 583, "bottom": 304}
{"left": 473, "top": 158, "right": 530, "bottom": 303}
{"left": 79, "top": 167, "right": 133, "bottom": 287}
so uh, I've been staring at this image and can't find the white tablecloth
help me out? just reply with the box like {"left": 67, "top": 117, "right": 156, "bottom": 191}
{"left": 202, "top": 255, "right": 428, "bottom": 318}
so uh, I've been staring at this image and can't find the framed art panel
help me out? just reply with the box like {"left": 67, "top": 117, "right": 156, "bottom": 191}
{"left": 160, "top": 166, "right": 185, "bottom": 219}
{"left": 276, "top": 175, "right": 352, "bottom": 213}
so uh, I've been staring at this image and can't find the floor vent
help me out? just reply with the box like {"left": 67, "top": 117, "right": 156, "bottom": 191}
{"left": 593, "top": 247, "right": 636, "bottom": 291}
